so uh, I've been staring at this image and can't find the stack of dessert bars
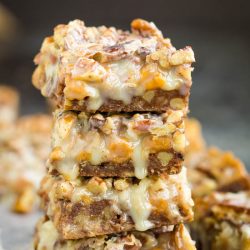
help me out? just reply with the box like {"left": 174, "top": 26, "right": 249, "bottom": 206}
{"left": 33, "top": 18, "right": 196, "bottom": 249}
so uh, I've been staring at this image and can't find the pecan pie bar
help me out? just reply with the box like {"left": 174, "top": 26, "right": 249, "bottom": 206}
{"left": 195, "top": 147, "right": 247, "bottom": 187}
{"left": 32, "top": 19, "right": 195, "bottom": 113}
{"left": 188, "top": 147, "right": 250, "bottom": 198}
{"left": 0, "top": 114, "right": 52, "bottom": 213}
{"left": 40, "top": 167, "right": 193, "bottom": 239}
{"left": 191, "top": 191, "right": 250, "bottom": 250}
{"left": 34, "top": 217, "right": 196, "bottom": 250}
{"left": 184, "top": 118, "right": 250, "bottom": 198}
{"left": 0, "top": 85, "right": 19, "bottom": 125}
{"left": 49, "top": 109, "right": 185, "bottom": 179}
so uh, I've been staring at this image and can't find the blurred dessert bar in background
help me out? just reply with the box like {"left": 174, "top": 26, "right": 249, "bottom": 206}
{"left": 186, "top": 117, "right": 250, "bottom": 250}
{"left": 0, "top": 85, "right": 52, "bottom": 213}
{"left": 191, "top": 191, "right": 250, "bottom": 250}
{"left": 185, "top": 118, "right": 250, "bottom": 199}
{"left": 0, "top": 85, "right": 19, "bottom": 126}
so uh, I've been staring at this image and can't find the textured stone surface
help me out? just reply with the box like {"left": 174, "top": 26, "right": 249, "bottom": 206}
{"left": 0, "top": 204, "right": 41, "bottom": 250}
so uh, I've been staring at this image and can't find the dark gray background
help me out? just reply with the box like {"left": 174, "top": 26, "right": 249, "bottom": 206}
{"left": 0, "top": 0, "right": 250, "bottom": 167}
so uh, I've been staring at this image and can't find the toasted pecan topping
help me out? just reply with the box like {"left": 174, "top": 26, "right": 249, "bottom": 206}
{"left": 32, "top": 19, "right": 194, "bottom": 112}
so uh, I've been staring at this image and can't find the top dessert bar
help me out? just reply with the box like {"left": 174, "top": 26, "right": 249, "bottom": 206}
{"left": 32, "top": 19, "right": 195, "bottom": 113}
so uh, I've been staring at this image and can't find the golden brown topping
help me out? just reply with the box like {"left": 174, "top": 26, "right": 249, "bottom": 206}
{"left": 64, "top": 78, "right": 89, "bottom": 101}
{"left": 32, "top": 19, "right": 194, "bottom": 112}
{"left": 148, "top": 136, "right": 171, "bottom": 152}
{"left": 71, "top": 58, "right": 106, "bottom": 82}
{"left": 167, "top": 111, "right": 183, "bottom": 123}
{"left": 114, "top": 179, "right": 130, "bottom": 191}
{"left": 169, "top": 47, "right": 195, "bottom": 66}
{"left": 148, "top": 48, "right": 171, "bottom": 69}
{"left": 32, "top": 65, "right": 45, "bottom": 89}
{"left": 76, "top": 151, "right": 91, "bottom": 162}
{"left": 86, "top": 177, "right": 107, "bottom": 195}
{"left": 139, "top": 65, "right": 165, "bottom": 91}
{"left": 131, "top": 19, "right": 163, "bottom": 38}
{"left": 173, "top": 131, "right": 186, "bottom": 153}
{"left": 150, "top": 123, "right": 176, "bottom": 136}
{"left": 50, "top": 146, "right": 65, "bottom": 162}
{"left": 80, "top": 195, "right": 93, "bottom": 204}
{"left": 54, "top": 181, "right": 73, "bottom": 200}
{"left": 176, "top": 64, "right": 193, "bottom": 81}
{"left": 108, "top": 140, "right": 133, "bottom": 163}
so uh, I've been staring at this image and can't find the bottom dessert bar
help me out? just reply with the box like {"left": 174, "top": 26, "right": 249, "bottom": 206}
{"left": 40, "top": 167, "right": 193, "bottom": 239}
{"left": 191, "top": 191, "right": 250, "bottom": 250}
{"left": 34, "top": 217, "right": 196, "bottom": 250}
{"left": 0, "top": 85, "right": 19, "bottom": 125}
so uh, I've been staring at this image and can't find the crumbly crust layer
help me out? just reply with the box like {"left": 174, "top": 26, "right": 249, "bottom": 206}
{"left": 77, "top": 152, "right": 182, "bottom": 177}
{"left": 65, "top": 89, "right": 189, "bottom": 113}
